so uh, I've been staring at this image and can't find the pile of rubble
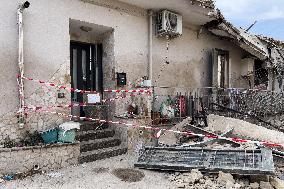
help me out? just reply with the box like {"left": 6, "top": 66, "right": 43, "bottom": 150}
{"left": 135, "top": 114, "right": 284, "bottom": 188}
{"left": 167, "top": 169, "right": 284, "bottom": 189}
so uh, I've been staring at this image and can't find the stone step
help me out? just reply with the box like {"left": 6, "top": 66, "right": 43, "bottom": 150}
{"left": 79, "top": 122, "right": 109, "bottom": 132}
{"left": 76, "top": 129, "right": 115, "bottom": 141}
{"left": 80, "top": 137, "right": 121, "bottom": 152}
{"left": 79, "top": 146, "right": 127, "bottom": 163}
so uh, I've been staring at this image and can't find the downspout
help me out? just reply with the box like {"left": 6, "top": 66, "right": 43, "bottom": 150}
{"left": 17, "top": 1, "right": 30, "bottom": 128}
{"left": 148, "top": 10, "right": 154, "bottom": 117}
{"left": 148, "top": 10, "right": 153, "bottom": 82}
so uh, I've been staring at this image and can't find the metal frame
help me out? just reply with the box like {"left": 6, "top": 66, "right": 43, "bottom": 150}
{"left": 135, "top": 147, "right": 275, "bottom": 175}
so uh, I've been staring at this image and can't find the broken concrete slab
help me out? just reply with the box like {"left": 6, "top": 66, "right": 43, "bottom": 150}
{"left": 270, "top": 177, "right": 284, "bottom": 189}
{"left": 250, "top": 182, "right": 260, "bottom": 189}
{"left": 217, "top": 171, "right": 235, "bottom": 185}
{"left": 181, "top": 128, "right": 240, "bottom": 148}
{"left": 158, "top": 117, "right": 192, "bottom": 146}
{"left": 217, "top": 171, "right": 236, "bottom": 189}
{"left": 207, "top": 114, "right": 284, "bottom": 148}
{"left": 183, "top": 169, "right": 203, "bottom": 184}
{"left": 260, "top": 181, "right": 273, "bottom": 189}
{"left": 135, "top": 147, "right": 275, "bottom": 175}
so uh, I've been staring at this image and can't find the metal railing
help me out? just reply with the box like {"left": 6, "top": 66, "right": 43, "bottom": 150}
{"left": 151, "top": 86, "right": 284, "bottom": 128}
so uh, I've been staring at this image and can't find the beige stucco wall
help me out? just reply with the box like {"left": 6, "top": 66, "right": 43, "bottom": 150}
{"left": 152, "top": 28, "right": 248, "bottom": 93}
{"left": 0, "top": 143, "right": 80, "bottom": 174}
{"left": 0, "top": 0, "right": 148, "bottom": 141}
{"left": 0, "top": 0, "right": 247, "bottom": 141}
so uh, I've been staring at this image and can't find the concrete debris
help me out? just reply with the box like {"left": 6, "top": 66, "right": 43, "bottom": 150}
{"left": 181, "top": 127, "right": 239, "bottom": 148}
{"left": 81, "top": 163, "right": 87, "bottom": 168}
{"left": 167, "top": 170, "right": 284, "bottom": 189}
{"left": 258, "top": 35, "right": 284, "bottom": 49}
{"left": 259, "top": 181, "right": 273, "bottom": 189}
{"left": 158, "top": 117, "right": 192, "bottom": 146}
{"left": 190, "top": 0, "right": 215, "bottom": 9}
{"left": 217, "top": 171, "right": 235, "bottom": 186}
{"left": 270, "top": 177, "right": 284, "bottom": 189}
{"left": 233, "top": 183, "right": 241, "bottom": 189}
{"left": 142, "top": 114, "right": 284, "bottom": 188}
{"left": 183, "top": 169, "right": 203, "bottom": 184}
{"left": 280, "top": 173, "right": 284, "bottom": 181}
{"left": 207, "top": 114, "right": 284, "bottom": 147}
{"left": 46, "top": 172, "right": 63, "bottom": 178}
{"left": 168, "top": 170, "right": 209, "bottom": 189}
{"left": 207, "top": 12, "right": 284, "bottom": 70}
{"left": 225, "top": 181, "right": 234, "bottom": 189}
{"left": 250, "top": 182, "right": 260, "bottom": 189}
{"left": 176, "top": 183, "right": 186, "bottom": 188}
{"left": 207, "top": 19, "right": 269, "bottom": 60}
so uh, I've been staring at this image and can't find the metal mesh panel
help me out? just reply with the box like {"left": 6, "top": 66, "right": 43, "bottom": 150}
{"left": 135, "top": 147, "right": 274, "bottom": 175}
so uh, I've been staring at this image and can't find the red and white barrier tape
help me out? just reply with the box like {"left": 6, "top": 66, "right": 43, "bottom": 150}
{"left": 20, "top": 75, "right": 152, "bottom": 94}
{"left": 22, "top": 92, "right": 148, "bottom": 111}
{"left": 26, "top": 108, "right": 284, "bottom": 149}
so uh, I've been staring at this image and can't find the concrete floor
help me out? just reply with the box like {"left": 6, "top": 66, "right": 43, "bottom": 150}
{"left": 3, "top": 154, "right": 174, "bottom": 189}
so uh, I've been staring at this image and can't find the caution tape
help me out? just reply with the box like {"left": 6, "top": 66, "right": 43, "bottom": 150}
{"left": 20, "top": 75, "right": 280, "bottom": 94}
{"left": 20, "top": 75, "right": 152, "bottom": 94}
{"left": 23, "top": 92, "right": 149, "bottom": 111}
{"left": 26, "top": 108, "right": 284, "bottom": 149}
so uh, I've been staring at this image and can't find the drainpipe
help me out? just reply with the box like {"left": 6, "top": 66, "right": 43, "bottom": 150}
{"left": 148, "top": 10, "right": 153, "bottom": 82}
{"left": 148, "top": 10, "right": 154, "bottom": 117}
{"left": 17, "top": 1, "right": 30, "bottom": 128}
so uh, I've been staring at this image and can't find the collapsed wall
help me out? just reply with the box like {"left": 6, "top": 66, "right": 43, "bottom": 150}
{"left": 207, "top": 114, "right": 284, "bottom": 145}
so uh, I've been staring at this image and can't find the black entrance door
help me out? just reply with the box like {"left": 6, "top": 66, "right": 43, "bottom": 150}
{"left": 70, "top": 41, "right": 103, "bottom": 116}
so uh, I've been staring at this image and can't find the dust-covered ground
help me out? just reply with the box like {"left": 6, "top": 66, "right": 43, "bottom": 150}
{"left": 3, "top": 115, "right": 284, "bottom": 189}
{"left": 2, "top": 153, "right": 284, "bottom": 189}
{"left": 2, "top": 154, "right": 174, "bottom": 189}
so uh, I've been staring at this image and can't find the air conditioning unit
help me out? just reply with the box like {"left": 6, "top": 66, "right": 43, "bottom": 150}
{"left": 157, "top": 10, "right": 182, "bottom": 37}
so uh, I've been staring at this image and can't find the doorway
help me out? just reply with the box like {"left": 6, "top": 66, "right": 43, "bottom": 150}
{"left": 70, "top": 41, "right": 103, "bottom": 116}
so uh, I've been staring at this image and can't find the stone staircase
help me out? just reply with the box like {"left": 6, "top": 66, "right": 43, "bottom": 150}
{"left": 76, "top": 122, "right": 127, "bottom": 163}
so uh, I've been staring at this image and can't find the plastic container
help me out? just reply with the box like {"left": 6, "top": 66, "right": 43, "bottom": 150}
{"left": 41, "top": 128, "right": 58, "bottom": 144}
{"left": 58, "top": 129, "right": 76, "bottom": 143}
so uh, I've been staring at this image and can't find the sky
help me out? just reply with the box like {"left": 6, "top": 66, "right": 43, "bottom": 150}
{"left": 215, "top": 0, "right": 284, "bottom": 41}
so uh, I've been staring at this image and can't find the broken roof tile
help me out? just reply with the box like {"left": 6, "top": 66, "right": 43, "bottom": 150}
{"left": 189, "top": 0, "right": 215, "bottom": 9}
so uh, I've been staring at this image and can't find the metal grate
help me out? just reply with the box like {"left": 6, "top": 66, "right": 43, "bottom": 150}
{"left": 135, "top": 147, "right": 274, "bottom": 175}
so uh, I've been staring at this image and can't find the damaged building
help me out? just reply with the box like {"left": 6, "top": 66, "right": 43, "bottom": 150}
{"left": 0, "top": 0, "right": 284, "bottom": 181}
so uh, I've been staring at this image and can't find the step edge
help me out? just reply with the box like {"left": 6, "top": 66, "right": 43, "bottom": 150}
{"left": 77, "top": 129, "right": 114, "bottom": 136}
{"left": 80, "top": 137, "right": 120, "bottom": 146}
{"left": 79, "top": 145, "right": 127, "bottom": 157}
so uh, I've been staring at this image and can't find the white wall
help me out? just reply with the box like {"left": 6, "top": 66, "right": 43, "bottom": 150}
{"left": 0, "top": 0, "right": 148, "bottom": 117}
{"left": 0, "top": 0, "right": 247, "bottom": 141}
{"left": 152, "top": 27, "right": 247, "bottom": 94}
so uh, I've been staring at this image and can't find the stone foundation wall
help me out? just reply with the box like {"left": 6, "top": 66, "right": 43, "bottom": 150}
{"left": 0, "top": 143, "right": 80, "bottom": 175}
{"left": 0, "top": 65, "right": 70, "bottom": 142}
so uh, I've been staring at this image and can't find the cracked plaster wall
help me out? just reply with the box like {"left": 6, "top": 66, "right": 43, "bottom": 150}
{"left": 0, "top": 143, "right": 80, "bottom": 174}
{"left": 0, "top": 0, "right": 148, "bottom": 142}
{"left": 152, "top": 28, "right": 249, "bottom": 96}
{"left": 0, "top": 0, "right": 248, "bottom": 143}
